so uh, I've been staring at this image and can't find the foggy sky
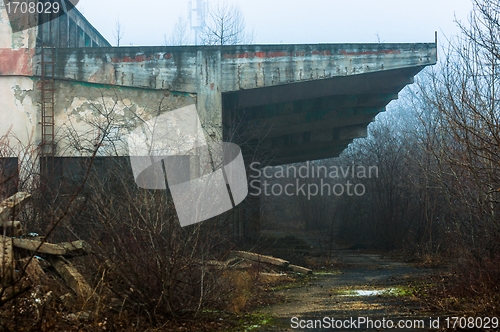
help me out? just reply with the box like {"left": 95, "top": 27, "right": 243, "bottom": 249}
{"left": 77, "top": 0, "right": 473, "bottom": 47}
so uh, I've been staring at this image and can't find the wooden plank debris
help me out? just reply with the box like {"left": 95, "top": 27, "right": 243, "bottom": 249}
{"left": 12, "top": 238, "right": 90, "bottom": 256}
{"left": 288, "top": 264, "right": 313, "bottom": 274}
{"left": 0, "top": 235, "right": 14, "bottom": 282}
{"left": 50, "top": 257, "right": 93, "bottom": 300}
{"left": 0, "top": 192, "right": 31, "bottom": 223}
{"left": 18, "top": 257, "right": 47, "bottom": 285}
{"left": 0, "top": 220, "right": 22, "bottom": 237}
{"left": 231, "top": 250, "right": 290, "bottom": 267}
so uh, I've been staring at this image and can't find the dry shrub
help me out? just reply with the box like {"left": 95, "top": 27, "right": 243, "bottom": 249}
{"left": 419, "top": 250, "right": 500, "bottom": 317}
{"left": 220, "top": 270, "right": 253, "bottom": 313}
{"left": 49, "top": 158, "right": 236, "bottom": 328}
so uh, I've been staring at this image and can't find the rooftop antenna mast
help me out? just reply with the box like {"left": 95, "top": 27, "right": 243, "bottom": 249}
{"left": 188, "top": 0, "right": 207, "bottom": 45}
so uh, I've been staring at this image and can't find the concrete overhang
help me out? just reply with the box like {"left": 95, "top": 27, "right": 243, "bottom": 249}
{"left": 35, "top": 42, "right": 436, "bottom": 165}
{"left": 218, "top": 44, "right": 436, "bottom": 165}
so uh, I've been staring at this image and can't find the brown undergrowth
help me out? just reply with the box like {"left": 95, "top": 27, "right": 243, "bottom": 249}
{"left": 414, "top": 256, "right": 500, "bottom": 318}
{"left": 0, "top": 258, "right": 298, "bottom": 332}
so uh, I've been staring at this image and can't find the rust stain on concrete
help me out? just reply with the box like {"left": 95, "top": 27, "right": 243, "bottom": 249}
{"left": 0, "top": 48, "right": 34, "bottom": 75}
{"left": 339, "top": 49, "right": 402, "bottom": 56}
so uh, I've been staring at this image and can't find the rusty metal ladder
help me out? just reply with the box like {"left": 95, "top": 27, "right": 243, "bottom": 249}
{"left": 40, "top": 46, "right": 55, "bottom": 178}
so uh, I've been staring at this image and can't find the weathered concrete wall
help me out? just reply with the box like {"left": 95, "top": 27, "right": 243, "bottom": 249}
{"left": 0, "top": 1, "right": 36, "bottom": 76}
{"left": 220, "top": 44, "right": 435, "bottom": 91}
{"left": 52, "top": 80, "right": 196, "bottom": 157}
{"left": 0, "top": 2, "right": 38, "bottom": 150}
{"left": 46, "top": 44, "right": 436, "bottom": 92}
{"left": 0, "top": 76, "right": 38, "bottom": 148}
{"left": 47, "top": 47, "right": 222, "bottom": 136}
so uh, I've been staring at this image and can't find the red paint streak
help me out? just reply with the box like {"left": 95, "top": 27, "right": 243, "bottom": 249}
{"left": 224, "top": 50, "right": 334, "bottom": 59}
{"left": 339, "top": 49, "right": 401, "bottom": 56}
{"left": 224, "top": 52, "right": 251, "bottom": 59}
{"left": 224, "top": 51, "right": 291, "bottom": 59}
{"left": 311, "top": 50, "right": 331, "bottom": 56}
{"left": 266, "top": 51, "right": 289, "bottom": 58}
{"left": 0, "top": 48, "right": 34, "bottom": 76}
{"left": 110, "top": 53, "right": 170, "bottom": 63}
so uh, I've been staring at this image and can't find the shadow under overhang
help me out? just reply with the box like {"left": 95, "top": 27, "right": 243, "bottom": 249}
{"left": 222, "top": 66, "right": 425, "bottom": 166}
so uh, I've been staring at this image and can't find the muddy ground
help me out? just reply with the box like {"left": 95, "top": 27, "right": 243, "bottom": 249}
{"left": 253, "top": 250, "right": 443, "bottom": 331}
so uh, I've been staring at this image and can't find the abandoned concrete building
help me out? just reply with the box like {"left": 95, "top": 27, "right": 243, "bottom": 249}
{"left": 0, "top": 2, "right": 437, "bottom": 235}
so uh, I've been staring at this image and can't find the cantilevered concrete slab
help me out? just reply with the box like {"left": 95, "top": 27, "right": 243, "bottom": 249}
{"left": 37, "top": 43, "right": 436, "bottom": 164}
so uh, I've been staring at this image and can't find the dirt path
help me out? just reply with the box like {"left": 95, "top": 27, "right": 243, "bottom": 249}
{"left": 254, "top": 251, "right": 438, "bottom": 331}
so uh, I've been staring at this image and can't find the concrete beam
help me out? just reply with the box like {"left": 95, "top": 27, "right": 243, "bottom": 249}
{"left": 245, "top": 108, "right": 380, "bottom": 138}
{"left": 220, "top": 43, "right": 435, "bottom": 91}
{"left": 272, "top": 139, "right": 354, "bottom": 157}
{"left": 271, "top": 147, "right": 349, "bottom": 166}
{"left": 237, "top": 93, "right": 398, "bottom": 121}
{"left": 40, "top": 43, "right": 435, "bottom": 94}
{"left": 232, "top": 67, "right": 419, "bottom": 109}
{"left": 248, "top": 106, "right": 381, "bottom": 127}
{"left": 339, "top": 125, "right": 369, "bottom": 140}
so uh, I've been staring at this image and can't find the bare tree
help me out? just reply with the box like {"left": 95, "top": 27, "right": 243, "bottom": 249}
{"left": 165, "top": 16, "right": 191, "bottom": 46}
{"left": 199, "top": 1, "right": 253, "bottom": 46}
{"left": 113, "top": 16, "right": 125, "bottom": 47}
{"left": 414, "top": 0, "right": 500, "bottom": 257}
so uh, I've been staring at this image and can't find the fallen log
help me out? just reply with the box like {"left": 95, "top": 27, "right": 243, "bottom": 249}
{"left": 0, "top": 235, "right": 14, "bottom": 282}
{"left": 231, "top": 250, "right": 289, "bottom": 267}
{"left": 0, "top": 192, "right": 31, "bottom": 223}
{"left": 12, "top": 238, "right": 90, "bottom": 256}
{"left": 288, "top": 264, "right": 313, "bottom": 274}
{"left": 50, "top": 257, "right": 93, "bottom": 300}
{"left": 204, "top": 257, "right": 242, "bottom": 268}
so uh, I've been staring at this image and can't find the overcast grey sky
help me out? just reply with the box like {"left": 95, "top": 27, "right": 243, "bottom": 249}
{"left": 77, "top": 0, "right": 473, "bottom": 46}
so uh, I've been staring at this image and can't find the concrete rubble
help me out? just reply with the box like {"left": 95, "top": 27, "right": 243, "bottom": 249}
{"left": 0, "top": 192, "right": 93, "bottom": 301}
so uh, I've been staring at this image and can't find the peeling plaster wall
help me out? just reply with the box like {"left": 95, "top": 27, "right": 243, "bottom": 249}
{"left": 52, "top": 80, "right": 196, "bottom": 157}
{"left": 48, "top": 47, "right": 227, "bottom": 137}
{"left": 0, "top": 77, "right": 38, "bottom": 150}
{"left": 0, "top": 2, "right": 36, "bottom": 75}
{"left": 0, "top": 2, "right": 38, "bottom": 154}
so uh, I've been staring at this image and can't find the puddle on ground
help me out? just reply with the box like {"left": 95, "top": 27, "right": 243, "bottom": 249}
{"left": 338, "top": 287, "right": 399, "bottom": 296}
